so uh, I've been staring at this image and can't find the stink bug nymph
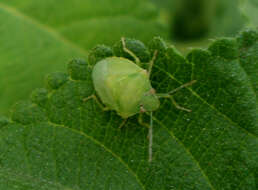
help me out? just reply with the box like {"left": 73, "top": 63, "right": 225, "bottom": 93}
{"left": 84, "top": 37, "right": 196, "bottom": 163}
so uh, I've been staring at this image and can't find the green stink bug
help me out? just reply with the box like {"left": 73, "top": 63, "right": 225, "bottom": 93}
{"left": 92, "top": 56, "right": 160, "bottom": 119}
{"left": 84, "top": 37, "right": 196, "bottom": 162}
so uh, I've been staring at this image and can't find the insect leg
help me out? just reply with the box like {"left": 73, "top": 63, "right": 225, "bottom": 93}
{"left": 148, "top": 112, "right": 153, "bottom": 163}
{"left": 166, "top": 80, "right": 196, "bottom": 95}
{"left": 121, "top": 37, "right": 140, "bottom": 65}
{"left": 119, "top": 118, "right": 128, "bottom": 129}
{"left": 156, "top": 80, "right": 196, "bottom": 98}
{"left": 157, "top": 95, "right": 192, "bottom": 112}
{"left": 83, "top": 94, "right": 109, "bottom": 111}
{"left": 147, "top": 50, "right": 158, "bottom": 78}
{"left": 171, "top": 96, "right": 191, "bottom": 112}
{"left": 137, "top": 113, "right": 149, "bottom": 128}
{"left": 138, "top": 112, "right": 153, "bottom": 163}
{"left": 156, "top": 80, "right": 197, "bottom": 112}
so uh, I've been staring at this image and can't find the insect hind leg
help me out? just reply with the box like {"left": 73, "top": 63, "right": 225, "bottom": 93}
{"left": 138, "top": 113, "right": 149, "bottom": 129}
{"left": 119, "top": 118, "right": 128, "bottom": 129}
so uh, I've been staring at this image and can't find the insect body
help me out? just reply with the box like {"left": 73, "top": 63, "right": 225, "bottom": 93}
{"left": 92, "top": 57, "right": 160, "bottom": 119}
{"left": 85, "top": 37, "right": 196, "bottom": 163}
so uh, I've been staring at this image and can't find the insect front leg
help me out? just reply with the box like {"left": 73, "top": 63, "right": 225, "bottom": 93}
{"left": 121, "top": 37, "right": 140, "bottom": 65}
{"left": 156, "top": 80, "right": 197, "bottom": 112}
{"left": 157, "top": 94, "right": 192, "bottom": 112}
{"left": 83, "top": 94, "right": 110, "bottom": 111}
{"left": 170, "top": 96, "right": 192, "bottom": 112}
{"left": 119, "top": 118, "right": 128, "bottom": 129}
{"left": 137, "top": 113, "right": 149, "bottom": 129}
{"left": 148, "top": 112, "right": 153, "bottom": 163}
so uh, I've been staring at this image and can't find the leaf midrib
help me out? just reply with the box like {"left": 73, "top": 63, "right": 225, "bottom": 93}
{"left": 153, "top": 116, "right": 215, "bottom": 190}
{"left": 47, "top": 107, "right": 214, "bottom": 190}
{"left": 48, "top": 121, "right": 146, "bottom": 190}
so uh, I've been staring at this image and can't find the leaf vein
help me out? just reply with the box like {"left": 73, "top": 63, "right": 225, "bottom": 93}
{"left": 47, "top": 121, "right": 146, "bottom": 190}
{"left": 153, "top": 116, "right": 216, "bottom": 190}
{"left": 156, "top": 66, "right": 258, "bottom": 139}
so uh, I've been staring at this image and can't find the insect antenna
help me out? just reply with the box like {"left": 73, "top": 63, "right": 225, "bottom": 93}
{"left": 149, "top": 111, "right": 153, "bottom": 163}
{"left": 166, "top": 80, "right": 196, "bottom": 95}
{"left": 156, "top": 80, "right": 197, "bottom": 98}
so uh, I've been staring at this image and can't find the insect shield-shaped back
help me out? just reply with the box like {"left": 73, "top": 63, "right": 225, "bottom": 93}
{"left": 92, "top": 57, "right": 160, "bottom": 118}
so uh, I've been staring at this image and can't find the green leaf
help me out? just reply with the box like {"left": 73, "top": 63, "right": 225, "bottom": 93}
{"left": 237, "top": 29, "right": 258, "bottom": 101}
{"left": 0, "top": 0, "right": 168, "bottom": 115}
{"left": 0, "top": 30, "right": 257, "bottom": 189}
{"left": 240, "top": 0, "right": 258, "bottom": 27}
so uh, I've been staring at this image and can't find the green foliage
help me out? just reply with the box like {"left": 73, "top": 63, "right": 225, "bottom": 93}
{"left": 237, "top": 29, "right": 258, "bottom": 100}
{"left": 113, "top": 38, "right": 151, "bottom": 63}
{"left": 240, "top": 0, "right": 258, "bottom": 27}
{"left": 88, "top": 45, "right": 114, "bottom": 66}
{"left": 0, "top": 116, "right": 9, "bottom": 128}
{"left": 30, "top": 88, "right": 48, "bottom": 108}
{"left": 0, "top": 0, "right": 168, "bottom": 115}
{"left": 208, "top": 38, "right": 239, "bottom": 60}
{"left": 0, "top": 30, "right": 257, "bottom": 189}
{"left": 45, "top": 72, "right": 69, "bottom": 90}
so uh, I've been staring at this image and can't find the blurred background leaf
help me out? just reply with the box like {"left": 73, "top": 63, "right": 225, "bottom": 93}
{"left": 240, "top": 0, "right": 258, "bottom": 28}
{"left": 151, "top": 0, "right": 247, "bottom": 53}
{"left": 152, "top": 0, "right": 246, "bottom": 38}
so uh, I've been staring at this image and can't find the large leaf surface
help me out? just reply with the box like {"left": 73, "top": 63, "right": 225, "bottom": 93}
{"left": 0, "top": 0, "right": 168, "bottom": 115}
{"left": 0, "top": 30, "right": 257, "bottom": 189}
